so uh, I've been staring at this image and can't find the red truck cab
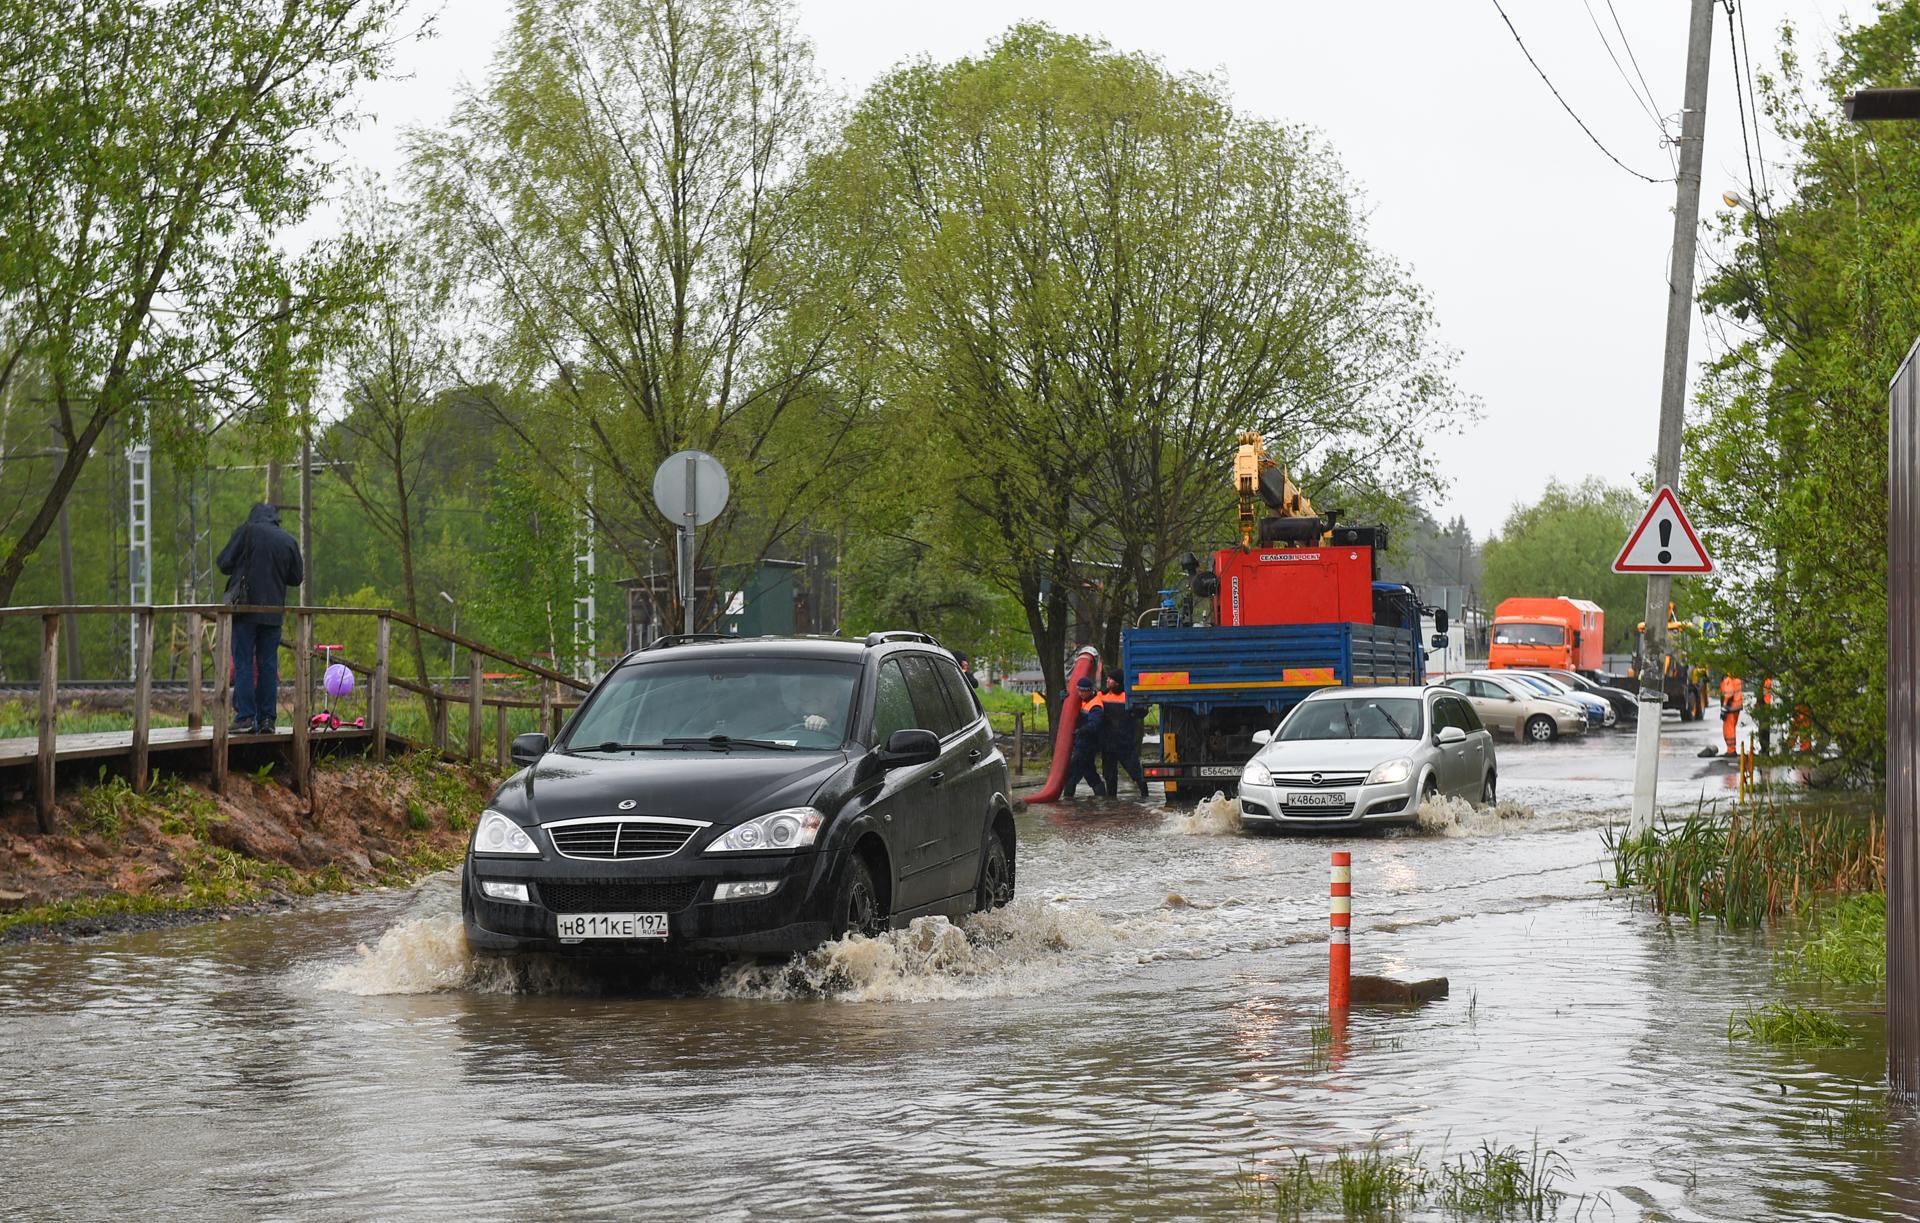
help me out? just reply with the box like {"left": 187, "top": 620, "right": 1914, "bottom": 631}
{"left": 1488, "top": 597, "right": 1603, "bottom": 673}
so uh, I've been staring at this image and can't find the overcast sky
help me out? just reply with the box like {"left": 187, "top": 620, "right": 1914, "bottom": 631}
{"left": 320, "top": 0, "right": 1872, "bottom": 538}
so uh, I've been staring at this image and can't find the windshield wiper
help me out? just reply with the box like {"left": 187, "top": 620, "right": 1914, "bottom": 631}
{"left": 661, "top": 734, "right": 797, "bottom": 751}
{"left": 1372, "top": 705, "right": 1409, "bottom": 739}
{"left": 569, "top": 741, "right": 688, "bottom": 753}
{"left": 1341, "top": 707, "right": 1359, "bottom": 739}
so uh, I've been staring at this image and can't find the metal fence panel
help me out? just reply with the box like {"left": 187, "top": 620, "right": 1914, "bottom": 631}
{"left": 1889, "top": 335, "right": 1920, "bottom": 1098}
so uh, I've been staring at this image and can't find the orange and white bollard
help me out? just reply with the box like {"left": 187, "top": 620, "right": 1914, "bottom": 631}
{"left": 1330, "top": 850, "right": 1351, "bottom": 1011}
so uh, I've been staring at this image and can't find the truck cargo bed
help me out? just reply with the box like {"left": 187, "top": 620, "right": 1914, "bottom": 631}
{"left": 1121, "top": 622, "right": 1423, "bottom": 714}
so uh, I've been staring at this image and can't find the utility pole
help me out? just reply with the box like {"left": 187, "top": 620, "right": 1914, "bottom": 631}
{"left": 1630, "top": 0, "right": 1715, "bottom": 837}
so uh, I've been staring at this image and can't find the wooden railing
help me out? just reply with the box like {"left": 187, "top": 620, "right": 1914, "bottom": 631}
{"left": 3, "top": 604, "right": 595, "bottom": 830}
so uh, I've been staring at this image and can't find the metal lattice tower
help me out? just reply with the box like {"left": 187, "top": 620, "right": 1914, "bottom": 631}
{"left": 126, "top": 443, "right": 152, "bottom": 679}
{"left": 573, "top": 472, "right": 597, "bottom": 681}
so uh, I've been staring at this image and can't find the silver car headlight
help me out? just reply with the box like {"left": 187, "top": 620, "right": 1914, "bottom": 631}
{"left": 706, "top": 807, "right": 824, "bottom": 853}
{"left": 1242, "top": 760, "right": 1273, "bottom": 786}
{"left": 1366, "top": 758, "right": 1412, "bottom": 785}
{"left": 473, "top": 810, "right": 539, "bottom": 856}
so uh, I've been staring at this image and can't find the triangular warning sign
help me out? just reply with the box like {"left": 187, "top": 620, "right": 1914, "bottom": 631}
{"left": 1613, "top": 486, "right": 1713, "bottom": 574}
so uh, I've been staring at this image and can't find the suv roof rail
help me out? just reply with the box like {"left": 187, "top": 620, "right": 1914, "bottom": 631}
{"left": 864, "top": 630, "right": 938, "bottom": 648}
{"left": 644, "top": 633, "right": 733, "bottom": 651}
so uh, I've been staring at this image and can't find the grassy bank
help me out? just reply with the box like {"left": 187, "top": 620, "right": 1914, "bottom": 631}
{"left": 1604, "top": 802, "right": 1882, "bottom": 926}
{"left": 0, "top": 752, "right": 497, "bottom": 939}
{"left": 1607, "top": 800, "right": 1888, "bottom": 1072}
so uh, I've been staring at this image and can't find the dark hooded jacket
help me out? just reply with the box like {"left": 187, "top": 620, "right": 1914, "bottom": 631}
{"left": 217, "top": 503, "right": 303, "bottom": 625}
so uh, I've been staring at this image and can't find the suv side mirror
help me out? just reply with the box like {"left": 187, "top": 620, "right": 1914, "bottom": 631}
{"left": 874, "top": 728, "right": 940, "bottom": 770}
{"left": 510, "top": 732, "right": 550, "bottom": 767}
{"left": 1436, "top": 725, "right": 1467, "bottom": 746}
{"left": 1251, "top": 729, "right": 1272, "bottom": 746}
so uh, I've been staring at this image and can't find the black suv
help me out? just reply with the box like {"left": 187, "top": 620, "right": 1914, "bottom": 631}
{"left": 462, "top": 632, "right": 1016, "bottom": 957}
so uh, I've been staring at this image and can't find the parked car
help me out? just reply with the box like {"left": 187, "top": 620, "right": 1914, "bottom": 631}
{"left": 462, "top": 631, "right": 1016, "bottom": 959}
{"left": 1236, "top": 685, "right": 1497, "bottom": 829}
{"left": 1505, "top": 671, "right": 1613, "bottom": 728}
{"left": 1443, "top": 673, "right": 1588, "bottom": 743}
{"left": 1534, "top": 668, "right": 1638, "bottom": 725}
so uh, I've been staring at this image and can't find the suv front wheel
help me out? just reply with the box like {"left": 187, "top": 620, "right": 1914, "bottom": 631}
{"left": 832, "top": 858, "right": 887, "bottom": 939}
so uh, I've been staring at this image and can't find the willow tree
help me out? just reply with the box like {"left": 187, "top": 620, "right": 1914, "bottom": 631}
{"left": 408, "top": 0, "right": 882, "bottom": 629}
{"left": 821, "top": 26, "right": 1464, "bottom": 703}
{"left": 0, "top": 0, "right": 400, "bottom": 605}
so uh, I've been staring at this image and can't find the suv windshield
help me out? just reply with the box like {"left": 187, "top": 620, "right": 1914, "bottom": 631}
{"left": 1493, "top": 623, "right": 1565, "bottom": 646}
{"left": 564, "top": 657, "right": 860, "bottom": 750}
{"left": 1279, "top": 697, "right": 1424, "bottom": 741}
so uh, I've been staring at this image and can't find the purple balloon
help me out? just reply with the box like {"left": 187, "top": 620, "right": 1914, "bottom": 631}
{"left": 323, "top": 662, "right": 355, "bottom": 698}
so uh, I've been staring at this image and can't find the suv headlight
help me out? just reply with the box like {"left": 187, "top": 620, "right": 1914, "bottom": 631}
{"left": 1242, "top": 760, "right": 1272, "bottom": 786}
{"left": 706, "top": 807, "right": 824, "bottom": 853}
{"left": 473, "top": 810, "right": 539, "bottom": 856}
{"left": 1366, "top": 758, "right": 1412, "bottom": 785}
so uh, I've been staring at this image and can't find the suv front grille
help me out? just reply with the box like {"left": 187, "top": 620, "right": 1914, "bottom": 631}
{"left": 546, "top": 819, "right": 700, "bottom": 861}
{"left": 537, "top": 879, "right": 703, "bottom": 914}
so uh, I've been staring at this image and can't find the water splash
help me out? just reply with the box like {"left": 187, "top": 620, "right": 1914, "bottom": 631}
{"left": 710, "top": 899, "right": 1147, "bottom": 1002}
{"left": 1164, "top": 792, "right": 1242, "bottom": 836}
{"left": 1414, "top": 794, "right": 1537, "bottom": 837}
{"left": 320, "top": 913, "right": 603, "bottom": 996}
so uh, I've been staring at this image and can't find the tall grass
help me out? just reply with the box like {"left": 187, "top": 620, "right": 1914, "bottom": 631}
{"left": 1780, "top": 892, "right": 1887, "bottom": 986}
{"left": 1730, "top": 1002, "right": 1856, "bottom": 1048}
{"left": 1605, "top": 801, "right": 1883, "bottom": 926}
{"left": 1242, "top": 1140, "right": 1573, "bottom": 1220}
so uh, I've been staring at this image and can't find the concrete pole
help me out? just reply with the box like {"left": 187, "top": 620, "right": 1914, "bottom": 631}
{"left": 1630, "top": 0, "right": 1715, "bottom": 837}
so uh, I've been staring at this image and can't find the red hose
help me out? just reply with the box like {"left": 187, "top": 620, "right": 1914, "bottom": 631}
{"left": 1028, "top": 648, "right": 1101, "bottom": 803}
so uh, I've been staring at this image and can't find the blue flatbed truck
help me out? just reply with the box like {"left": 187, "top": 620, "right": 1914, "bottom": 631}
{"left": 1123, "top": 586, "right": 1430, "bottom": 801}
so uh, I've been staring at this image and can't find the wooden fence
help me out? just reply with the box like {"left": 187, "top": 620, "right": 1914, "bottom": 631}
{"left": 3, "top": 604, "right": 595, "bottom": 831}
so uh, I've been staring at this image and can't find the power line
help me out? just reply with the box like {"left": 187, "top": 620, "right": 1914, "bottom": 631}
{"left": 1734, "top": 0, "right": 1772, "bottom": 208}
{"left": 1579, "top": 0, "right": 1669, "bottom": 142}
{"left": 1606, "top": 0, "right": 1668, "bottom": 141}
{"left": 1489, "top": 0, "right": 1674, "bottom": 184}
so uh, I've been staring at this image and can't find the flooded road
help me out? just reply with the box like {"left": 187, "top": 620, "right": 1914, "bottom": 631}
{"left": 3, "top": 720, "right": 1913, "bottom": 1220}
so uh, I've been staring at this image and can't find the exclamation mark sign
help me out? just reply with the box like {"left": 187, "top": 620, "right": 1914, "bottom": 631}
{"left": 1657, "top": 519, "right": 1672, "bottom": 565}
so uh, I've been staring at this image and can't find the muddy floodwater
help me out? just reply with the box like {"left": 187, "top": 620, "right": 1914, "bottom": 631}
{"left": 4, "top": 720, "right": 1916, "bottom": 1220}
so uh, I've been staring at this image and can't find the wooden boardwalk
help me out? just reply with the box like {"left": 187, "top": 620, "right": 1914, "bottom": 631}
{"left": 0, "top": 725, "right": 384, "bottom": 769}
{"left": 5, "top": 602, "right": 593, "bottom": 830}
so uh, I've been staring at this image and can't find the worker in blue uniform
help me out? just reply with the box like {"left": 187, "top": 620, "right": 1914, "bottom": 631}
{"left": 1099, "top": 676, "right": 1150, "bottom": 799}
{"left": 1063, "top": 677, "right": 1108, "bottom": 798}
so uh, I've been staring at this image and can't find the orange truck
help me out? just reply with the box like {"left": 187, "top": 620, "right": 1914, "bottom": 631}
{"left": 1488, "top": 597, "right": 1604, "bottom": 674}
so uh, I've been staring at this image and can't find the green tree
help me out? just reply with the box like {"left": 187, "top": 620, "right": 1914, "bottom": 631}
{"left": 408, "top": 0, "right": 880, "bottom": 628}
{"left": 0, "top": 0, "right": 404, "bottom": 603}
{"left": 320, "top": 191, "right": 462, "bottom": 697}
{"left": 820, "top": 25, "right": 1464, "bottom": 708}
{"left": 1480, "top": 479, "right": 1647, "bottom": 654}
{"left": 1685, "top": 6, "right": 1920, "bottom": 778}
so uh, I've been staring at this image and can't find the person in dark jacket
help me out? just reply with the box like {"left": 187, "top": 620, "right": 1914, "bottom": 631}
{"left": 216, "top": 503, "right": 304, "bottom": 733}
{"left": 1063, "top": 677, "right": 1107, "bottom": 798}
{"left": 1098, "top": 676, "right": 1150, "bottom": 799}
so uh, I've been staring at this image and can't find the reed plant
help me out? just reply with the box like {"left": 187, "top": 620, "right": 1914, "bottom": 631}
{"left": 1605, "top": 799, "right": 1883, "bottom": 926}
{"left": 1730, "top": 1002, "right": 1855, "bottom": 1047}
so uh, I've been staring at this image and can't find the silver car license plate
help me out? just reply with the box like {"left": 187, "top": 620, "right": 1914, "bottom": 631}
{"left": 556, "top": 912, "right": 669, "bottom": 940}
{"left": 1287, "top": 791, "right": 1350, "bottom": 808}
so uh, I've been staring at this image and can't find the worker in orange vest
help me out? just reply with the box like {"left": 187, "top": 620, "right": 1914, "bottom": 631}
{"left": 1718, "top": 674, "right": 1744, "bottom": 754}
